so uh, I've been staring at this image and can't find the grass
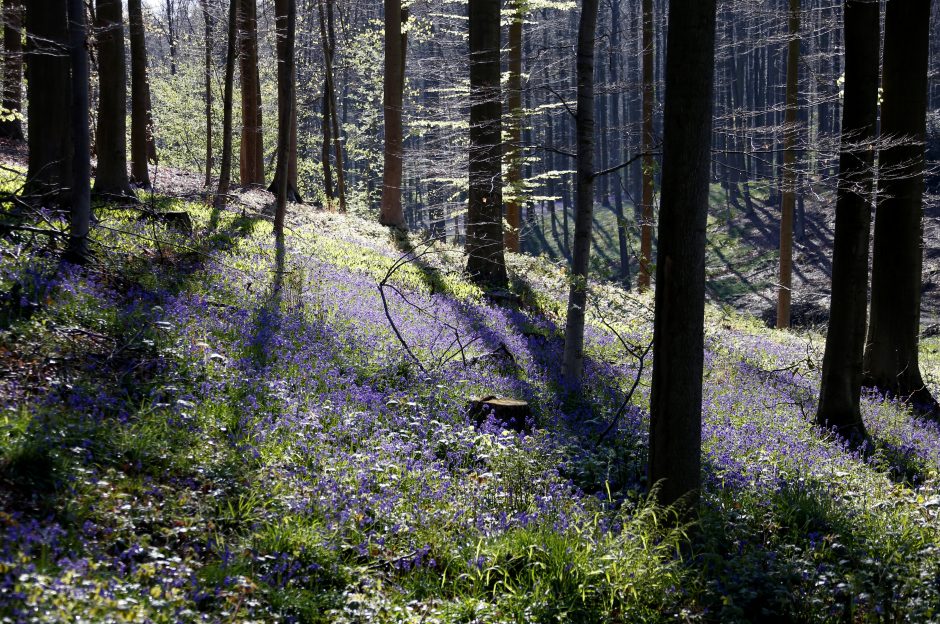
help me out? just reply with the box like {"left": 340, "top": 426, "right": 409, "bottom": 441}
{"left": 0, "top": 189, "right": 938, "bottom": 622}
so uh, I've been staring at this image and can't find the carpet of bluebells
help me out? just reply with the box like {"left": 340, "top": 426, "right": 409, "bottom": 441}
{"left": 1, "top": 195, "right": 940, "bottom": 623}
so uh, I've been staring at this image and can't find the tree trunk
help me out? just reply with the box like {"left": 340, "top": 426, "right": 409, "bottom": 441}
{"left": 214, "top": 0, "right": 238, "bottom": 209}
{"left": 93, "top": 0, "right": 134, "bottom": 199}
{"left": 273, "top": 0, "right": 295, "bottom": 238}
{"left": 380, "top": 0, "right": 406, "bottom": 227}
{"left": 270, "top": 0, "right": 302, "bottom": 203}
{"left": 238, "top": 0, "right": 264, "bottom": 186}
{"left": 562, "top": 0, "right": 599, "bottom": 389}
{"left": 465, "top": 0, "right": 507, "bottom": 286}
{"left": 609, "top": 0, "right": 630, "bottom": 288}
{"left": 0, "top": 0, "right": 24, "bottom": 141}
{"left": 24, "top": 0, "right": 71, "bottom": 203}
{"left": 777, "top": 0, "right": 800, "bottom": 328}
{"left": 814, "top": 0, "right": 880, "bottom": 447}
{"left": 504, "top": 1, "right": 523, "bottom": 253}
{"left": 637, "top": 0, "right": 654, "bottom": 292}
{"left": 128, "top": 0, "right": 155, "bottom": 189}
{"left": 326, "top": 0, "right": 344, "bottom": 211}
{"left": 647, "top": 0, "right": 717, "bottom": 510}
{"left": 864, "top": 0, "right": 938, "bottom": 414}
{"left": 165, "top": 0, "right": 177, "bottom": 75}
{"left": 66, "top": 0, "right": 90, "bottom": 263}
{"left": 202, "top": 0, "right": 213, "bottom": 188}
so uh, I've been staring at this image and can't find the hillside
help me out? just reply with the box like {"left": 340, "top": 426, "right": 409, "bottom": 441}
{"left": 1, "top": 177, "right": 940, "bottom": 622}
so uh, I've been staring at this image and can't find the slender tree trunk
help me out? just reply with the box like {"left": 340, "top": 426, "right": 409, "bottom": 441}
{"left": 202, "top": 0, "right": 213, "bottom": 188}
{"left": 165, "top": 0, "right": 177, "bottom": 75}
{"left": 67, "top": 0, "right": 90, "bottom": 263}
{"left": 864, "top": 0, "right": 938, "bottom": 414}
{"left": 380, "top": 0, "right": 406, "bottom": 227}
{"left": 562, "top": 0, "right": 599, "bottom": 388}
{"left": 609, "top": 0, "right": 629, "bottom": 288}
{"left": 24, "top": 0, "right": 71, "bottom": 202}
{"left": 93, "top": 0, "right": 135, "bottom": 199}
{"left": 465, "top": 0, "right": 507, "bottom": 287}
{"left": 238, "top": 0, "right": 264, "bottom": 186}
{"left": 777, "top": 0, "right": 800, "bottom": 328}
{"left": 504, "top": 1, "right": 524, "bottom": 252}
{"left": 326, "top": 0, "right": 344, "bottom": 211}
{"left": 647, "top": 0, "right": 717, "bottom": 510}
{"left": 214, "top": 0, "right": 238, "bottom": 209}
{"left": 273, "top": 0, "right": 295, "bottom": 238}
{"left": 128, "top": 0, "right": 155, "bottom": 189}
{"left": 815, "top": 0, "right": 880, "bottom": 447}
{"left": 0, "top": 0, "right": 24, "bottom": 141}
{"left": 638, "top": 0, "right": 654, "bottom": 291}
{"left": 270, "top": 0, "right": 302, "bottom": 203}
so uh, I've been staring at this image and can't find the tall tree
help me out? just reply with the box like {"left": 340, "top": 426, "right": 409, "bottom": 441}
{"left": 647, "top": 0, "right": 717, "bottom": 509}
{"left": 0, "top": 0, "right": 23, "bottom": 141}
{"left": 316, "top": 0, "right": 344, "bottom": 210}
{"left": 465, "top": 0, "right": 507, "bottom": 287}
{"left": 238, "top": 0, "right": 264, "bottom": 186}
{"left": 128, "top": 0, "right": 156, "bottom": 189}
{"left": 164, "top": 0, "right": 177, "bottom": 75}
{"left": 864, "top": 0, "right": 937, "bottom": 414}
{"left": 94, "top": 0, "right": 135, "bottom": 198}
{"left": 24, "top": 0, "right": 71, "bottom": 202}
{"left": 67, "top": 0, "right": 90, "bottom": 263}
{"left": 777, "top": 0, "right": 801, "bottom": 329}
{"left": 273, "top": 0, "right": 295, "bottom": 238}
{"left": 637, "top": 0, "right": 654, "bottom": 292}
{"left": 562, "top": 0, "right": 599, "bottom": 388}
{"left": 814, "top": 0, "right": 881, "bottom": 447}
{"left": 380, "top": 0, "right": 406, "bottom": 227}
{"left": 504, "top": 0, "right": 524, "bottom": 252}
{"left": 214, "top": 0, "right": 238, "bottom": 209}
{"left": 270, "top": 0, "right": 302, "bottom": 202}
{"left": 201, "top": 0, "right": 213, "bottom": 188}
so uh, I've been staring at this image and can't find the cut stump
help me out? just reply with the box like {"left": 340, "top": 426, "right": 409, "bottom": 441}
{"left": 467, "top": 395, "right": 532, "bottom": 433}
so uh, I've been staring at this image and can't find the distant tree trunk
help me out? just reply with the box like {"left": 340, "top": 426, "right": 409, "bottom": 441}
{"left": 777, "top": 0, "right": 800, "bottom": 328}
{"left": 314, "top": 0, "right": 343, "bottom": 210}
{"left": 637, "top": 0, "right": 654, "bottom": 292}
{"left": 24, "top": 0, "right": 71, "bottom": 202}
{"left": 66, "top": 0, "right": 90, "bottom": 263}
{"left": 465, "top": 0, "right": 507, "bottom": 287}
{"left": 273, "top": 0, "right": 295, "bottom": 238}
{"left": 864, "top": 0, "right": 938, "bottom": 414}
{"left": 214, "top": 0, "right": 238, "bottom": 209}
{"left": 202, "top": 0, "right": 213, "bottom": 188}
{"left": 128, "top": 0, "right": 156, "bottom": 189}
{"left": 380, "top": 0, "right": 406, "bottom": 227}
{"left": 270, "top": 0, "right": 302, "bottom": 203}
{"left": 0, "top": 0, "right": 24, "bottom": 141}
{"left": 326, "top": 0, "right": 344, "bottom": 211}
{"left": 647, "top": 0, "right": 717, "bottom": 509}
{"left": 165, "top": 0, "right": 177, "bottom": 75}
{"left": 814, "top": 0, "right": 880, "bottom": 447}
{"left": 93, "top": 0, "right": 134, "bottom": 199}
{"left": 238, "top": 0, "right": 264, "bottom": 186}
{"left": 609, "top": 0, "right": 630, "bottom": 288}
{"left": 562, "top": 0, "right": 599, "bottom": 388}
{"left": 504, "top": 0, "right": 524, "bottom": 253}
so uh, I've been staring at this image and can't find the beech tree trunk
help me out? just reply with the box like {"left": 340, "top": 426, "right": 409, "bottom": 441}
{"left": 273, "top": 0, "right": 295, "bottom": 238}
{"left": 637, "top": 0, "right": 654, "bottom": 291}
{"left": 864, "top": 0, "right": 938, "bottom": 415}
{"left": 214, "top": 0, "right": 238, "bottom": 209}
{"left": 465, "top": 0, "right": 507, "bottom": 287}
{"left": 270, "top": 0, "right": 302, "bottom": 203}
{"left": 24, "top": 0, "right": 71, "bottom": 203}
{"left": 202, "top": 0, "right": 213, "bottom": 188}
{"left": 238, "top": 0, "right": 264, "bottom": 186}
{"left": 562, "top": 0, "right": 599, "bottom": 388}
{"left": 380, "top": 0, "right": 405, "bottom": 227}
{"left": 128, "top": 0, "right": 156, "bottom": 189}
{"left": 0, "top": 0, "right": 24, "bottom": 141}
{"left": 777, "top": 0, "right": 800, "bottom": 328}
{"left": 815, "top": 0, "right": 880, "bottom": 447}
{"left": 504, "top": 1, "right": 524, "bottom": 253}
{"left": 647, "top": 0, "right": 717, "bottom": 509}
{"left": 93, "top": 0, "right": 135, "bottom": 199}
{"left": 67, "top": 0, "right": 91, "bottom": 263}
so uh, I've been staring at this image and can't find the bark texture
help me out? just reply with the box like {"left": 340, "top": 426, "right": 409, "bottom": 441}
{"left": 380, "top": 0, "right": 405, "bottom": 227}
{"left": 238, "top": 0, "right": 264, "bottom": 186}
{"left": 128, "top": 0, "right": 156, "bottom": 189}
{"left": 94, "top": 0, "right": 135, "bottom": 198}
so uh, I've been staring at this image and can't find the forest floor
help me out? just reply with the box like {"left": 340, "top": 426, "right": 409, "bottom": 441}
{"left": 2, "top": 152, "right": 940, "bottom": 621}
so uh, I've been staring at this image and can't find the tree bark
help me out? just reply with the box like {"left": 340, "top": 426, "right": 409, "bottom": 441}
{"left": 504, "top": 1, "right": 524, "bottom": 253}
{"left": 562, "top": 0, "right": 599, "bottom": 388}
{"left": 273, "top": 0, "right": 295, "bottom": 238}
{"left": 380, "top": 0, "right": 406, "bottom": 227}
{"left": 647, "top": 0, "right": 717, "bottom": 510}
{"left": 815, "top": 0, "right": 881, "bottom": 447}
{"left": 465, "top": 0, "right": 507, "bottom": 287}
{"left": 0, "top": 0, "right": 24, "bottom": 141}
{"left": 864, "top": 0, "right": 938, "bottom": 414}
{"left": 202, "top": 0, "right": 213, "bottom": 188}
{"left": 637, "top": 0, "right": 654, "bottom": 291}
{"left": 66, "top": 0, "right": 90, "bottom": 263}
{"left": 777, "top": 0, "right": 800, "bottom": 328}
{"left": 214, "top": 0, "right": 238, "bottom": 209}
{"left": 238, "top": 0, "right": 264, "bottom": 186}
{"left": 270, "top": 0, "right": 302, "bottom": 203}
{"left": 609, "top": 0, "right": 629, "bottom": 288}
{"left": 93, "top": 0, "right": 134, "bottom": 199}
{"left": 128, "top": 0, "right": 156, "bottom": 189}
{"left": 24, "top": 0, "right": 71, "bottom": 203}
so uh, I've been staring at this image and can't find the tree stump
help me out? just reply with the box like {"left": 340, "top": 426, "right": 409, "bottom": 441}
{"left": 467, "top": 395, "right": 532, "bottom": 433}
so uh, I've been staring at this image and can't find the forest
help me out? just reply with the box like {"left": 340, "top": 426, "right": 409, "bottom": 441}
{"left": 0, "top": 0, "right": 939, "bottom": 620}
